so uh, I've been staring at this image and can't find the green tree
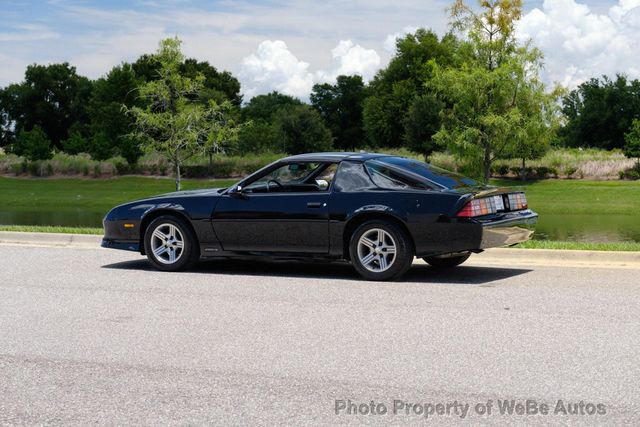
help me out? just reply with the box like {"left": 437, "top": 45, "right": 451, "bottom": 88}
{"left": 403, "top": 94, "right": 443, "bottom": 161}
{"left": 0, "top": 63, "right": 92, "bottom": 149}
{"left": 273, "top": 105, "right": 333, "bottom": 154}
{"left": 241, "top": 92, "right": 303, "bottom": 122}
{"left": 133, "top": 54, "right": 242, "bottom": 107}
{"left": 560, "top": 75, "right": 640, "bottom": 150}
{"left": 88, "top": 63, "right": 143, "bottom": 164}
{"left": 363, "top": 29, "right": 463, "bottom": 147}
{"left": 624, "top": 119, "right": 640, "bottom": 169}
{"left": 0, "top": 108, "right": 12, "bottom": 148}
{"left": 130, "top": 54, "right": 243, "bottom": 166}
{"left": 238, "top": 92, "right": 303, "bottom": 154}
{"left": 88, "top": 131, "right": 116, "bottom": 161}
{"left": 127, "top": 38, "right": 240, "bottom": 191}
{"left": 180, "top": 59, "right": 242, "bottom": 107}
{"left": 311, "top": 75, "right": 367, "bottom": 150}
{"left": 431, "top": 0, "right": 558, "bottom": 182}
{"left": 202, "top": 100, "right": 243, "bottom": 171}
{"left": 61, "top": 128, "right": 89, "bottom": 155}
{"left": 13, "top": 125, "right": 53, "bottom": 160}
{"left": 131, "top": 54, "right": 160, "bottom": 82}
{"left": 237, "top": 121, "right": 278, "bottom": 155}
{"left": 507, "top": 107, "right": 557, "bottom": 180}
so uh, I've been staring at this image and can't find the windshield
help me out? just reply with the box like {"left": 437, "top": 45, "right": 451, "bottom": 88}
{"left": 370, "top": 156, "right": 480, "bottom": 190}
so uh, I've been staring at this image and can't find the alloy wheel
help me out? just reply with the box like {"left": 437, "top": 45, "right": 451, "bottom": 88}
{"left": 150, "top": 223, "right": 184, "bottom": 265}
{"left": 357, "top": 228, "right": 397, "bottom": 272}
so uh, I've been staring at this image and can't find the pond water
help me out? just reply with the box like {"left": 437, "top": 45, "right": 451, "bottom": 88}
{"left": 532, "top": 214, "right": 640, "bottom": 243}
{"left": 1, "top": 209, "right": 639, "bottom": 243}
{"left": 0, "top": 209, "right": 106, "bottom": 229}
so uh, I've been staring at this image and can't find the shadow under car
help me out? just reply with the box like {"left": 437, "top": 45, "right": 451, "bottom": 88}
{"left": 102, "top": 257, "right": 532, "bottom": 285}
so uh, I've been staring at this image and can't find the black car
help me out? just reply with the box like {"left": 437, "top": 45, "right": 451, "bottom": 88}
{"left": 102, "top": 152, "right": 537, "bottom": 280}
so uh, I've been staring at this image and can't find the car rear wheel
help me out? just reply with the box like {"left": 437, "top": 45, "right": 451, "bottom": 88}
{"left": 144, "top": 215, "right": 200, "bottom": 271}
{"left": 349, "top": 220, "right": 414, "bottom": 281}
{"left": 423, "top": 252, "right": 471, "bottom": 269}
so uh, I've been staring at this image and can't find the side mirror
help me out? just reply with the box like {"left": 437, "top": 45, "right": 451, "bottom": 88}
{"left": 229, "top": 185, "right": 247, "bottom": 199}
{"left": 316, "top": 179, "right": 329, "bottom": 190}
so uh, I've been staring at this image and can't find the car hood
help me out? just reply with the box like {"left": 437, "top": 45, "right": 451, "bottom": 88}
{"left": 156, "top": 188, "right": 226, "bottom": 198}
{"left": 106, "top": 187, "right": 225, "bottom": 217}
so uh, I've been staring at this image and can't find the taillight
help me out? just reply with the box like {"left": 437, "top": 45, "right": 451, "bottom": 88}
{"left": 456, "top": 197, "right": 499, "bottom": 217}
{"left": 456, "top": 192, "right": 528, "bottom": 217}
{"left": 508, "top": 192, "right": 528, "bottom": 210}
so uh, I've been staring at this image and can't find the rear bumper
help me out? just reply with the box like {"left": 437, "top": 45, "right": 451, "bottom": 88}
{"left": 479, "top": 209, "right": 538, "bottom": 249}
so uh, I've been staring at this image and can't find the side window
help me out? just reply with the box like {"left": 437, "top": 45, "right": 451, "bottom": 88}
{"left": 365, "top": 161, "right": 431, "bottom": 190}
{"left": 244, "top": 162, "right": 330, "bottom": 193}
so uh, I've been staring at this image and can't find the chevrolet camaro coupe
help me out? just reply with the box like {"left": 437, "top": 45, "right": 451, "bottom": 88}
{"left": 102, "top": 152, "right": 538, "bottom": 280}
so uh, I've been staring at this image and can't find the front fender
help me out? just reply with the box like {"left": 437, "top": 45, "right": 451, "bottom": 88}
{"left": 139, "top": 203, "right": 189, "bottom": 226}
{"left": 103, "top": 202, "right": 190, "bottom": 252}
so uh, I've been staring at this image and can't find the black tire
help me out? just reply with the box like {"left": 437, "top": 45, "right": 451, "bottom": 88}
{"left": 423, "top": 252, "right": 471, "bottom": 269}
{"left": 143, "top": 215, "right": 200, "bottom": 271}
{"left": 349, "top": 220, "right": 414, "bottom": 281}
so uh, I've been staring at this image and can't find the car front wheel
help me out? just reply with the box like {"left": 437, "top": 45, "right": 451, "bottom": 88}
{"left": 349, "top": 220, "right": 414, "bottom": 281}
{"left": 144, "top": 215, "right": 199, "bottom": 271}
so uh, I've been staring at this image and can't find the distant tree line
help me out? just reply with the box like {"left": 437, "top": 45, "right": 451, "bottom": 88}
{"left": 2, "top": 0, "right": 640, "bottom": 181}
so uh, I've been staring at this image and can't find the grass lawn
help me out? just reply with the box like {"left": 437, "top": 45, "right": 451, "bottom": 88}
{"left": 514, "top": 240, "right": 640, "bottom": 251}
{"left": 0, "top": 225, "right": 103, "bottom": 234}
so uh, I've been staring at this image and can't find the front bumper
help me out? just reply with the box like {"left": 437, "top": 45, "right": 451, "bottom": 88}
{"left": 102, "top": 218, "right": 141, "bottom": 252}
{"left": 101, "top": 238, "right": 140, "bottom": 252}
{"left": 478, "top": 209, "right": 538, "bottom": 249}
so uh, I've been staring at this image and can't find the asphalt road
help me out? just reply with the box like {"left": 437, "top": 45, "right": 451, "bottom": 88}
{"left": 1, "top": 245, "right": 639, "bottom": 425}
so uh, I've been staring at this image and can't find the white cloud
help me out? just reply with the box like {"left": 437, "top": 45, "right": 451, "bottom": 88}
{"left": 0, "top": 24, "right": 60, "bottom": 42}
{"left": 239, "top": 40, "right": 315, "bottom": 99}
{"left": 240, "top": 39, "right": 380, "bottom": 100}
{"left": 316, "top": 40, "right": 381, "bottom": 83}
{"left": 518, "top": 0, "right": 640, "bottom": 88}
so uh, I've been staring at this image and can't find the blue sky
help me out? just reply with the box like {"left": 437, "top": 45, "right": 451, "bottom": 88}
{"left": 1, "top": 0, "right": 639, "bottom": 99}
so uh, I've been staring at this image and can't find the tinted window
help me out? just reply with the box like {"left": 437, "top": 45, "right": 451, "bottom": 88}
{"left": 371, "top": 157, "right": 479, "bottom": 189}
{"left": 333, "top": 161, "right": 375, "bottom": 192}
{"left": 365, "top": 161, "right": 433, "bottom": 190}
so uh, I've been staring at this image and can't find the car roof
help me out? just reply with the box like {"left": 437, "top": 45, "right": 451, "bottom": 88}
{"left": 281, "top": 152, "right": 391, "bottom": 162}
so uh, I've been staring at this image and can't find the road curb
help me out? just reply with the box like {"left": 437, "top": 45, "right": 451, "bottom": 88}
{"left": 468, "top": 247, "right": 640, "bottom": 269}
{"left": 0, "top": 231, "right": 102, "bottom": 248}
{"left": 1, "top": 231, "right": 640, "bottom": 268}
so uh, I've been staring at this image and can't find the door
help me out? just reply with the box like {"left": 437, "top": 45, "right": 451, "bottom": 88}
{"left": 212, "top": 162, "right": 337, "bottom": 253}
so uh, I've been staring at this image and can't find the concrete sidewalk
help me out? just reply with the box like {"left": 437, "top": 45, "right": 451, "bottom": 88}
{"left": 1, "top": 231, "right": 640, "bottom": 269}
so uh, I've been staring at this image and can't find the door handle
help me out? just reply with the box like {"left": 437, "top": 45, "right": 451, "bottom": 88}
{"left": 307, "top": 202, "right": 324, "bottom": 208}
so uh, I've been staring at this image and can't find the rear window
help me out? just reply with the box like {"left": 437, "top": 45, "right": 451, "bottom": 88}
{"left": 364, "top": 161, "right": 434, "bottom": 190}
{"left": 370, "top": 156, "right": 479, "bottom": 189}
